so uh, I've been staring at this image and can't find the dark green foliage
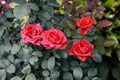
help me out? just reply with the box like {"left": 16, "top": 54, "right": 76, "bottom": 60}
{"left": 0, "top": 0, "right": 120, "bottom": 80}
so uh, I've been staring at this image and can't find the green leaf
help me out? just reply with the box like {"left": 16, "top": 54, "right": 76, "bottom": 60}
{"left": 88, "top": 29, "right": 95, "bottom": 35}
{"left": 22, "top": 64, "right": 31, "bottom": 74}
{"left": 63, "top": 72, "right": 73, "bottom": 80}
{"left": 23, "top": 46, "right": 33, "bottom": 54}
{"left": 3, "top": 60, "right": 10, "bottom": 66}
{"left": 95, "top": 37, "right": 104, "bottom": 46}
{"left": 0, "top": 45, "right": 4, "bottom": 55}
{"left": 105, "top": 48, "right": 112, "bottom": 57}
{"left": 13, "top": 0, "right": 26, "bottom": 4}
{"left": 39, "top": 12, "right": 51, "bottom": 22}
{"left": 57, "top": 0, "right": 64, "bottom": 5}
{"left": 28, "top": 16, "right": 36, "bottom": 23}
{"left": 47, "top": 57, "right": 55, "bottom": 70}
{"left": 54, "top": 53, "right": 60, "bottom": 59}
{"left": 32, "top": 51, "right": 43, "bottom": 57}
{"left": 93, "top": 53, "right": 102, "bottom": 63}
{"left": 0, "top": 69, "right": 6, "bottom": 80}
{"left": 5, "top": 9, "right": 13, "bottom": 18}
{"left": 72, "top": 35, "right": 83, "bottom": 40}
{"left": 64, "top": 28, "right": 71, "bottom": 37}
{"left": 8, "top": 55, "right": 15, "bottom": 63}
{"left": 80, "top": 63, "right": 89, "bottom": 68}
{"left": 41, "top": 60, "right": 48, "bottom": 69}
{"left": 11, "top": 44, "right": 20, "bottom": 54}
{"left": 103, "top": 39, "right": 118, "bottom": 47}
{"left": 42, "top": 70, "right": 50, "bottom": 77}
{"left": 44, "top": 77, "right": 50, "bottom": 80}
{"left": 29, "top": 56, "right": 38, "bottom": 65}
{"left": 105, "top": 0, "right": 114, "bottom": 8}
{"left": 98, "top": 63, "right": 109, "bottom": 80}
{"left": 70, "top": 61, "right": 79, "bottom": 67}
{"left": 51, "top": 71, "right": 60, "bottom": 78}
{"left": 25, "top": 73, "right": 36, "bottom": 80}
{"left": 0, "top": 60, "right": 10, "bottom": 68}
{"left": 66, "top": 20, "right": 76, "bottom": 30}
{"left": 6, "top": 64, "right": 16, "bottom": 74}
{"left": 88, "top": 68, "right": 97, "bottom": 77}
{"left": 45, "top": 22, "right": 53, "bottom": 29}
{"left": 92, "top": 77, "right": 102, "bottom": 80}
{"left": 47, "top": 0, "right": 59, "bottom": 7}
{"left": 3, "top": 21, "right": 12, "bottom": 27}
{"left": 1, "top": 13, "right": 7, "bottom": 21}
{"left": 19, "top": 52, "right": 30, "bottom": 60}
{"left": 83, "top": 77, "right": 91, "bottom": 80}
{"left": 43, "top": 6, "right": 54, "bottom": 15}
{"left": 97, "top": 46, "right": 105, "bottom": 55}
{"left": 112, "top": 67, "right": 120, "bottom": 80}
{"left": 14, "top": 59, "right": 22, "bottom": 65}
{"left": 32, "top": 62, "right": 39, "bottom": 69}
{"left": 116, "top": 50, "right": 120, "bottom": 61}
{"left": 13, "top": 4, "right": 30, "bottom": 19}
{"left": 38, "top": 14, "right": 48, "bottom": 22}
{"left": 10, "top": 76, "right": 21, "bottom": 80}
{"left": 61, "top": 60, "right": 70, "bottom": 71}
{"left": 28, "top": 3, "right": 39, "bottom": 11}
{"left": 59, "top": 50, "right": 68, "bottom": 59}
{"left": 0, "top": 27, "right": 4, "bottom": 37}
{"left": 73, "top": 67, "right": 83, "bottom": 80}
{"left": 3, "top": 42, "right": 11, "bottom": 53}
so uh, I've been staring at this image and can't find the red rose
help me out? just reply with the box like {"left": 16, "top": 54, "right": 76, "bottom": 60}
{"left": 68, "top": 39, "right": 94, "bottom": 62}
{"left": 41, "top": 28, "right": 68, "bottom": 50}
{"left": 76, "top": 17, "right": 94, "bottom": 36}
{"left": 21, "top": 23, "right": 43, "bottom": 46}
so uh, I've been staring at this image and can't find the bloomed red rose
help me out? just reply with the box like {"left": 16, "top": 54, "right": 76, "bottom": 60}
{"left": 68, "top": 39, "right": 94, "bottom": 62}
{"left": 76, "top": 17, "right": 94, "bottom": 36}
{"left": 21, "top": 23, "right": 43, "bottom": 46}
{"left": 41, "top": 28, "right": 68, "bottom": 50}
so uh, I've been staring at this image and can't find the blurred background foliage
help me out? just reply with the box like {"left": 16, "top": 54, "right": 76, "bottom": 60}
{"left": 0, "top": 0, "right": 120, "bottom": 80}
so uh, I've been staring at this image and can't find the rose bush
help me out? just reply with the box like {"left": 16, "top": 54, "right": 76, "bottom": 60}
{"left": 0, "top": 0, "right": 120, "bottom": 80}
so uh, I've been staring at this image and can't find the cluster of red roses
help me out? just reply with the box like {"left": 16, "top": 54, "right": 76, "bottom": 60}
{"left": 69, "top": 17, "right": 94, "bottom": 62}
{"left": 21, "top": 17, "right": 94, "bottom": 62}
{"left": 21, "top": 23, "right": 68, "bottom": 50}
{"left": 0, "top": 0, "right": 11, "bottom": 14}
